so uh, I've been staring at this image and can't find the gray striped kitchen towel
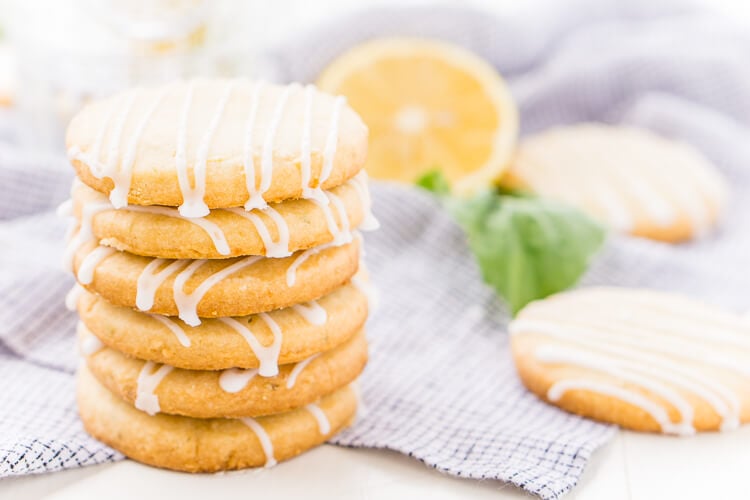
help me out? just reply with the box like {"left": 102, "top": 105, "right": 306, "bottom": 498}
{"left": 3, "top": 1, "right": 750, "bottom": 498}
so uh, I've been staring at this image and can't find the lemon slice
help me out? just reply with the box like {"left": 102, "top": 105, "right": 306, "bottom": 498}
{"left": 317, "top": 37, "right": 519, "bottom": 194}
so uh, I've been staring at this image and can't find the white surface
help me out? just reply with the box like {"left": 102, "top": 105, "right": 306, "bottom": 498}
{"left": 1, "top": 1, "right": 749, "bottom": 499}
{"left": 2, "top": 427, "right": 749, "bottom": 499}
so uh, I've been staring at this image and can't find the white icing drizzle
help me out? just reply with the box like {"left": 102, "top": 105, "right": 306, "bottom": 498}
{"left": 240, "top": 418, "right": 277, "bottom": 467}
{"left": 606, "top": 149, "right": 675, "bottom": 227}
{"left": 173, "top": 256, "right": 262, "bottom": 326}
{"left": 286, "top": 354, "right": 320, "bottom": 389}
{"left": 537, "top": 345, "right": 695, "bottom": 435}
{"left": 69, "top": 83, "right": 350, "bottom": 231}
{"left": 101, "top": 90, "right": 140, "bottom": 183}
{"left": 292, "top": 301, "right": 327, "bottom": 325}
{"left": 75, "top": 175, "right": 367, "bottom": 259}
{"left": 125, "top": 204, "right": 231, "bottom": 255}
{"left": 56, "top": 199, "right": 73, "bottom": 217}
{"left": 135, "top": 361, "right": 173, "bottom": 416}
{"left": 300, "top": 84, "right": 328, "bottom": 205}
{"left": 248, "top": 85, "right": 293, "bottom": 212}
{"left": 219, "top": 368, "right": 258, "bottom": 393}
{"left": 589, "top": 178, "right": 634, "bottom": 231}
{"left": 76, "top": 246, "right": 116, "bottom": 285}
{"left": 70, "top": 177, "right": 85, "bottom": 193}
{"left": 225, "top": 206, "right": 291, "bottom": 258}
{"left": 65, "top": 284, "right": 84, "bottom": 311}
{"left": 519, "top": 127, "right": 726, "bottom": 236}
{"left": 305, "top": 403, "right": 331, "bottom": 435}
{"left": 66, "top": 90, "right": 141, "bottom": 208}
{"left": 320, "top": 96, "right": 346, "bottom": 187}
{"left": 545, "top": 295, "right": 750, "bottom": 352}
{"left": 243, "top": 81, "right": 267, "bottom": 210}
{"left": 175, "top": 81, "right": 196, "bottom": 214}
{"left": 178, "top": 81, "right": 236, "bottom": 218}
{"left": 136, "top": 258, "right": 190, "bottom": 311}
{"left": 149, "top": 313, "right": 191, "bottom": 348}
{"left": 350, "top": 380, "right": 366, "bottom": 420}
{"left": 643, "top": 151, "right": 710, "bottom": 237}
{"left": 511, "top": 289, "right": 750, "bottom": 433}
{"left": 218, "top": 313, "right": 282, "bottom": 377}
{"left": 548, "top": 378, "right": 687, "bottom": 434}
{"left": 313, "top": 192, "right": 353, "bottom": 246}
{"left": 567, "top": 139, "right": 635, "bottom": 232}
{"left": 79, "top": 332, "right": 104, "bottom": 357}
{"left": 352, "top": 273, "right": 379, "bottom": 312}
{"left": 110, "top": 87, "right": 168, "bottom": 208}
{"left": 62, "top": 201, "right": 112, "bottom": 272}
{"left": 349, "top": 171, "right": 380, "bottom": 231}
{"left": 286, "top": 243, "right": 333, "bottom": 287}
{"left": 515, "top": 316, "right": 750, "bottom": 375}
{"left": 63, "top": 219, "right": 76, "bottom": 244}
{"left": 623, "top": 131, "right": 713, "bottom": 236}
{"left": 541, "top": 342, "right": 740, "bottom": 432}
{"left": 523, "top": 142, "right": 634, "bottom": 231}
{"left": 70, "top": 95, "right": 121, "bottom": 175}
{"left": 328, "top": 192, "right": 353, "bottom": 243}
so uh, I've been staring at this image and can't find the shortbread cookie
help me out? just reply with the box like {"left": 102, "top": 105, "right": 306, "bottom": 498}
{"left": 66, "top": 79, "right": 368, "bottom": 216}
{"left": 75, "top": 282, "right": 367, "bottom": 370}
{"left": 71, "top": 238, "right": 360, "bottom": 324}
{"left": 83, "top": 328, "right": 367, "bottom": 418}
{"left": 510, "top": 287, "right": 750, "bottom": 434}
{"left": 77, "top": 366, "right": 356, "bottom": 472}
{"left": 70, "top": 172, "right": 377, "bottom": 259}
{"left": 504, "top": 124, "right": 728, "bottom": 242}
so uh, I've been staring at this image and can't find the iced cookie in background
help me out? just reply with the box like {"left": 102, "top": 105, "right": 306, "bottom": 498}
{"left": 60, "top": 78, "right": 379, "bottom": 471}
{"left": 503, "top": 124, "right": 728, "bottom": 242}
{"left": 510, "top": 287, "right": 749, "bottom": 434}
{"left": 318, "top": 37, "right": 519, "bottom": 195}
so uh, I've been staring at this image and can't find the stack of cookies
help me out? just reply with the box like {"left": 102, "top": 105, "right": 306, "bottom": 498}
{"left": 60, "top": 79, "right": 378, "bottom": 471}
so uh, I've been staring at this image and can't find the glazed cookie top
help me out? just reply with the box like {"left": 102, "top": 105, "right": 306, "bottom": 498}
{"left": 510, "top": 287, "right": 750, "bottom": 434}
{"left": 67, "top": 79, "right": 368, "bottom": 216}
{"left": 504, "top": 124, "right": 728, "bottom": 242}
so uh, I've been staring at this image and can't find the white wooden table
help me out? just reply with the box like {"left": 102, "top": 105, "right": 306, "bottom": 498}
{"left": 2, "top": 426, "right": 748, "bottom": 499}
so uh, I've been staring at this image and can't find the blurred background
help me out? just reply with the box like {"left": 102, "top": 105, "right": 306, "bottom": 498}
{"left": 0, "top": 0, "right": 746, "bottom": 157}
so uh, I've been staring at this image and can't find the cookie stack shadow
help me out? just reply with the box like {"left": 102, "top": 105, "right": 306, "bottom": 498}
{"left": 59, "top": 79, "right": 378, "bottom": 471}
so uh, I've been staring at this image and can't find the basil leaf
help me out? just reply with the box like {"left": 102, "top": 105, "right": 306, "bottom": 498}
{"left": 418, "top": 171, "right": 606, "bottom": 314}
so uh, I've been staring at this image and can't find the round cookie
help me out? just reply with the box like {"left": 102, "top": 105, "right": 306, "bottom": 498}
{"left": 71, "top": 238, "right": 360, "bottom": 324}
{"left": 503, "top": 124, "right": 728, "bottom": 242}
{"left": 83, "top": 328, "right": 367, "bottom": 418}
{"left": 66, "top": 79, "right": 368, "bottom": 215}
{"left": 510, "top": 287, "right": 750, "bottom": 434}
{"left": 75, "top": 282, "right": 367, "bottom": 370}
{"left": 71, "top": 173, "right": 375, "bottom": 259}
{"left": 77, "top": 366, "right": 357, "bottom": 472}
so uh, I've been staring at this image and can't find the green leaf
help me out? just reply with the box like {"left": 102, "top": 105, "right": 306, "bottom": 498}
{"left": 417, "top": 171, "right": 606, "bottom": 314}
{"left": 416, "top": 169, "right": 451, "bottom": 197}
